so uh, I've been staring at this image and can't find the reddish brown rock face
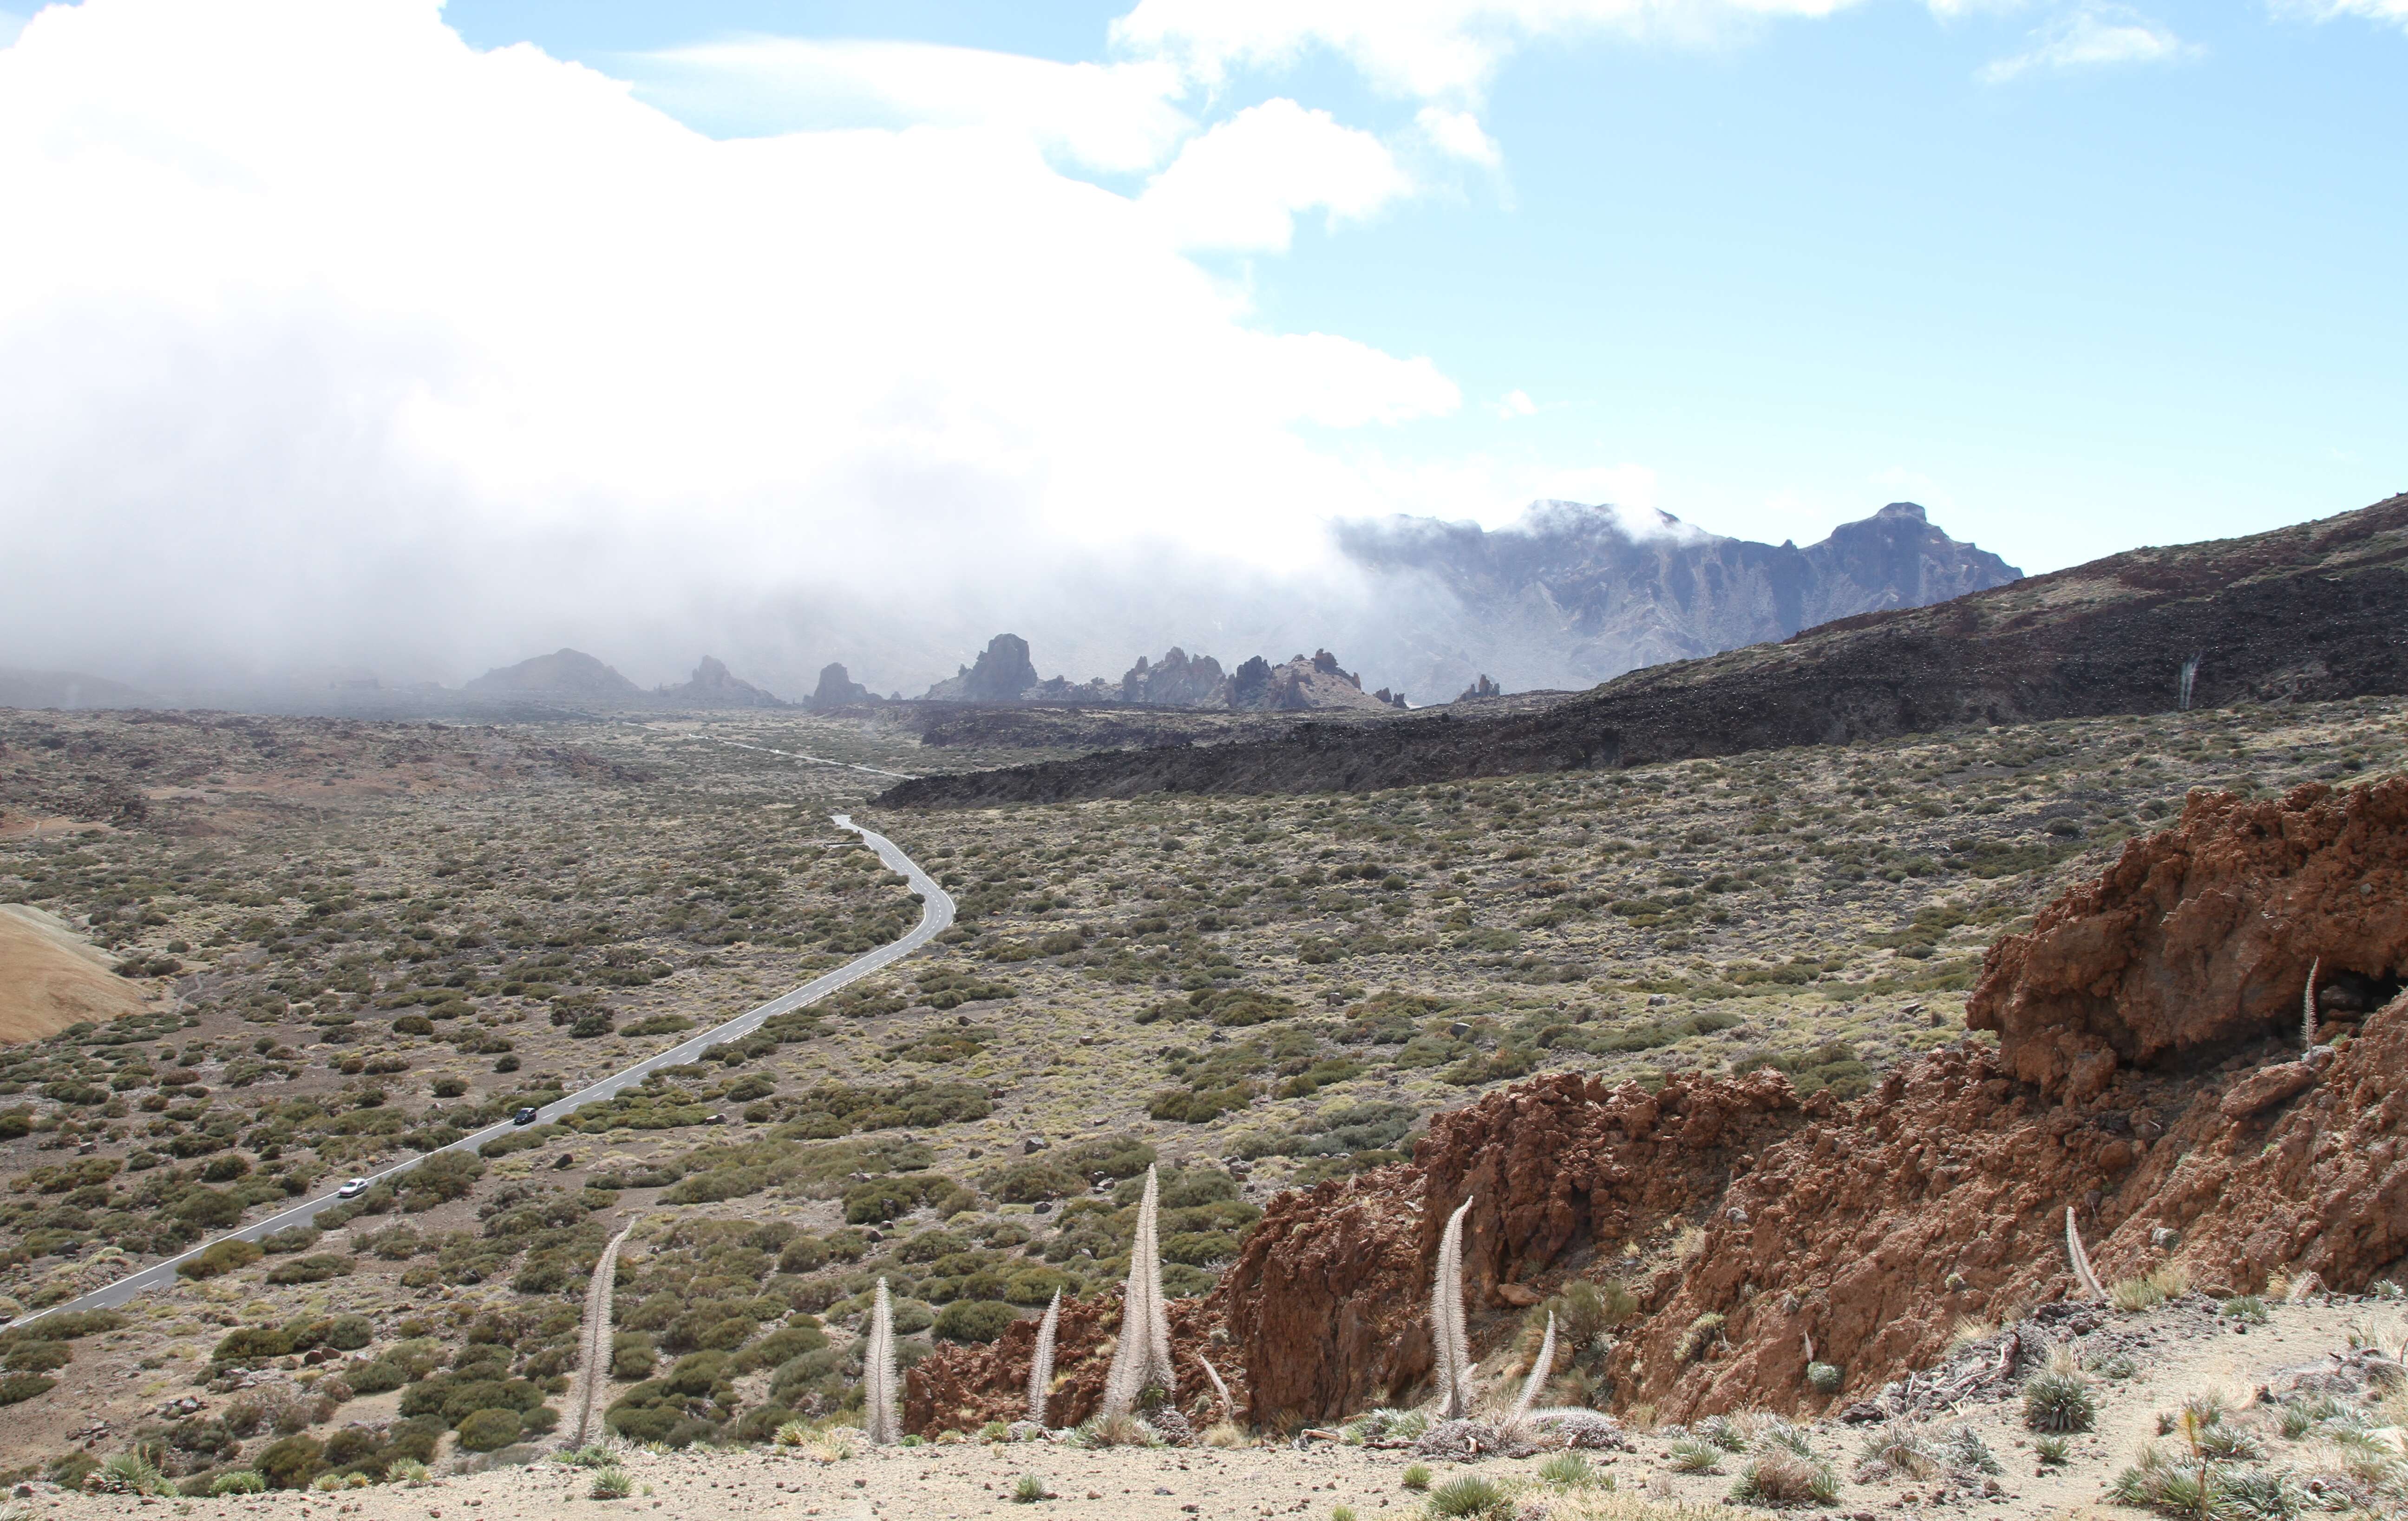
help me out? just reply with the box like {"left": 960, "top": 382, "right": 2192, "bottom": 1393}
{"left": 906, "top": 1294, "right": 1237, "bottom": 1436}
{"left": 909, "top": 782, "right": 2408, "bottom": 1435}
{"left": 1966, "top": 778, "right": 2408, "bottom": 1098}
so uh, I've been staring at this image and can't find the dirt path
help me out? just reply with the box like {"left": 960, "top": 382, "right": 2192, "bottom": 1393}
{"left": 36, "top": 1299, "right": 2397, "bottom": 1521}
{"left": 566, "top": 1219, "right": 641, "bottom": 1448}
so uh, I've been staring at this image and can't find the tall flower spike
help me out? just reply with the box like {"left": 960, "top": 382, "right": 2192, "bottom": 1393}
{"left": 1027, "top": 1288, "right": 1061, "bottom": 1427}
{"left": 1102, "top": 1165, "right": 1174, "bottom": 1417}
{"left": 2064, "top": 1208, "right": 2104, "bottom": 1302}
{"left": 1433, "top": 1195, "right": 1475, "bottom": 1418}
{"left": 1196, "top": 1352, "right": 1234, "bottom": 1423}
{"left": 863, "top": 1276, "right": 900, "bottom": 1443}
{"left": 2303, "top": 957, "right": 2321, "bottom": 1051}
{"left": 1509, "top": 1311, "right": 1557, "bottom": 1428}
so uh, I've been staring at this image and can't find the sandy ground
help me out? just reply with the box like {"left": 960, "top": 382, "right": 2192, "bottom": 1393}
{"left": 24, "top": 1300, "right": 2397, "bottom": 1521}
{"left": 0, "top": 902, "right": 149, "bottom": 1042}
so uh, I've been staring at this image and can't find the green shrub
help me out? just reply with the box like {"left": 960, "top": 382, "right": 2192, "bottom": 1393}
{"left": 210, "top": 1471, "right": 267, "bottom": 1495}
{"left": 2022, "top": 1370, "right": 2097, "bottom": 1432}
{"left": 258, "top": 1225, "right": 322, "bottom": 1254}
{"left": 1012, "top": 1474, "right": 1050, "bottom": 1503}
{"left": 0, "top": 1372, "right": 57, "bottom": 1405}
{"left": 1426, "top": 1475, "right": 1507, "bottom": 1518}
{"left": 255, "top": 1436, "right": 324, "bottom": 1490}
{"left": 212, "top": 1325, "right": 294, "bottom": 1364}
{"left": 455, "top": 1408, "right": 523, "bottom": 1452}
{"left": 345, "top": 1361, "right": 406, "bottom": 1395}
{"left": 933, "top": 1300, "right": 1017, "bottom": 1344}
{"left": 610, "top": 1333, "right": 657, "bottom": 1380}
{"left": 2, "top": 1339, "right": 70, "bottom": 1373}
{"left": 1401, "top": 1464, "right": 1432, "bottom": 1491}
{"left": 179, "top": 1238, "right": 264, "bottom": 1279}
{"left": 266, "top": 1253, "right": 354, "bottom": 1285}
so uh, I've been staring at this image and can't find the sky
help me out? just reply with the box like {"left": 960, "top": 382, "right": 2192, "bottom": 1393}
{"left": 0, "top": 0, "right": 2400, "bottom": 691}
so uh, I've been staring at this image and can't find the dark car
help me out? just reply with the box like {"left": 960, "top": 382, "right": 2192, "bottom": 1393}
{"left": 512, "top": 1106, "right": 541, "bottom": 1125}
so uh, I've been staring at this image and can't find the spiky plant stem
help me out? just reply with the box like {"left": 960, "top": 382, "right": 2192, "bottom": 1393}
{"left": 863, "top": 1277, "right": 900, "bottom": 1444}
{"left": 2064, "top": 1208, "right": 2104, "bottom": 1302}
{"left": 1102, "top": 1165, "right": 1174, "bottom": 1417}
{"left": 1508, "top": 1311, "right": 1557, "bottom": 1428}
{"left": 1196, "top": 1352, "right": 1234, "bottom": 1423}
{"left": 1432, "top": 1195, "right": 1475, "bottom": 1418}
{"left": 2303, "top": 958, "right": 2321, "bottom": 1051}
{"left": 1027, "top": 1288, "right": 1061, "bottom": 1427}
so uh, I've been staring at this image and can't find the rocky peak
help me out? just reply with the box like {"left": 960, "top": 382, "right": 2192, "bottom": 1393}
{"left": 657, "top": 656, "right": 787, "bottom": 708}
{"left": 805, "top": 662, "right": 872, "bottom": 711}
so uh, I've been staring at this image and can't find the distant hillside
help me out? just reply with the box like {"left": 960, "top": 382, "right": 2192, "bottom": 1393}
{"left": 657, "top": 656, "right": 787, "bottom": 709}
{"left": 877, "top": 494, "right": 2408, "bottom": 807}
{"left": 462, "top": 648, "right": 643, "bottom": 703}
{"left": 0, "top": 668, "right": 155, "bottom": 710}
{"left": 1331, "top": 499, "right": 2022, "bottom": 698}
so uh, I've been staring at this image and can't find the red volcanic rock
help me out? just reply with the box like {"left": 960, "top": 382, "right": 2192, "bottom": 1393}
{"left": 1212, "top": 1070, "right": 1809, "bottom": 1430}
{"left": 1967, "top": 779, "right": 2408, "bottom": 1098}
{"left": 916, "top": 782, "right": 2408, "bottom": 1435}
{"left": 905, "top": 1293, "right": 1236, "bottom": 1436}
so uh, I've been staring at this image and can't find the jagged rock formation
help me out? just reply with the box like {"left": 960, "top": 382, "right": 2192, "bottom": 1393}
{"left": 1121, "top": 648, "right": 1227, "bottom": 706}
{"left": 1967, "top": 778, "right": 2408, "bottom": 1099}
{"left": 805, "top": 662, "right": 873, "bottom": 711}
{"left": 1235, "top": 651, "right": 1394, "bottom": 714}
{"left": 879, "top": 493, "right": 2408, "bottom": 809}
{"left": 461, "top": 648, "right": 643, "bottom": 703}
{"left": 905, "top": 777, "right": 2408, "bottom": 1434}
{"left": 921, "top": 633, "right": 1042, "bottom": 703}
{"left": 1455, "top": 675, "right": 1502, "bottom": 703}
{"left": 655, "top": 656, "right": 787, "bottom": 709}
{"left": 1335, "top": 499, "right": 2022, "bottom": 699}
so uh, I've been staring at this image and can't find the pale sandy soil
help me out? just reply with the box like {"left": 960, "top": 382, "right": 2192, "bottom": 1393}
{"left": 0, "top": 902, "right": 148, "bottom": 1041}
{"left": 26, "top": 1301, "right": 2399, "bottom": 1521}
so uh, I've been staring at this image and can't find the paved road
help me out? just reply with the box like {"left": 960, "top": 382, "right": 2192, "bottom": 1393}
{"left": 16, "top": 815, "right": 953, "bottom": 1325}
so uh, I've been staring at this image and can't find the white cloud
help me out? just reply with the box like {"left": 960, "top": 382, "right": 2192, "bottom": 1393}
{"left": 1414, "top": 105, "right": 1502, "bottom": 166}
{"left": 627, "top": 36, "right": 1192, "bottom": 175}
{"left": 1492, "top": 388, "right": 1538, "bottom": 418}
{"left": 2277, "top": 0, "right": 2408, "bottom": 24}
{"left": 1978, "top": 5, "right": 2200, "bottom": 80}
{"left": 0, "top": 0, "right": 1459, "bottom": 680}
{"left": 1140, "top": 98, "right": 1416, "bottom": 251}
{"left": 1112, "top": 0, "right": 1871, "bottom": 105}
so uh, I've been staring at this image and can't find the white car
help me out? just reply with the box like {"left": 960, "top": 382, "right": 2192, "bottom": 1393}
{"left": 335, "top": 1178, "right": 370, "bottom": 1199}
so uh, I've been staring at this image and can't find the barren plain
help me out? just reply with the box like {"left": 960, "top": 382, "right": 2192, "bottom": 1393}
{"left": 3, "top": 697, "right": 2406, "bottom": 1519}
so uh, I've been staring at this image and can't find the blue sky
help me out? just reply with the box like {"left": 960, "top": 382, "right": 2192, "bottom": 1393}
{"left": 429, "top": 0, "right": 2407, "bottom": 572}
{"left": 0, "top": 0, "right": 2401, "bottom": 688}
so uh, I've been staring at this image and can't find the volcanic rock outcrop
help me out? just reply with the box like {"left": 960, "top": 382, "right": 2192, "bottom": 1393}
{"left": 906, "top": 778, "right": 2408, "bottom": 1434}
{"left": 1121, "top": 649, "right": 1228, "bottom": 706}
{"left": 655, "top": 655, "right": 787, "bottom": 709}
{"left": 1965, "top": 777, "right": 2408, "bottom": 1098}
{"left": 907, "top": 1282, "right": 1237, "bottom": 1435}
{"left": 805, "top": 662, "right": 873, "bottom": 711}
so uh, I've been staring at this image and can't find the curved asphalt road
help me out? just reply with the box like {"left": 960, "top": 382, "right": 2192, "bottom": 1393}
{"left": 17, "top": 814, "right": 953, "bottom": 1325}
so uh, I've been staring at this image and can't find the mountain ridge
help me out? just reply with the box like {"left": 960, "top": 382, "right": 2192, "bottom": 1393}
{"left": 874, "top": 492, "right": 2408, "bottom": 807}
